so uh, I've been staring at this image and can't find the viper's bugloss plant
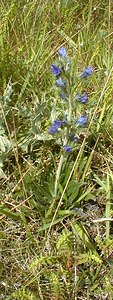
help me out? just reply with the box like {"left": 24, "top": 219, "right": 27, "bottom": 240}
{"left": 48, "top": 48, "right": 93, "bottom": 197}
{"left": 48, "top": 48, "right": 92, "bottom": 152}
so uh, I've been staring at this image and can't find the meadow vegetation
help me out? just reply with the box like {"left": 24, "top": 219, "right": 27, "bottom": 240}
{"left": 0, "top": 0, "right": 113, "bottom": 299}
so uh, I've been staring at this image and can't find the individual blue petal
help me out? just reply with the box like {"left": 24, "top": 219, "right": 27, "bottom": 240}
{"left": 64, "top": 145, "right": 72, "bottom": 152}
{"left": 77, "top": 116, "right": 87, "bottom": 126}
{"left": 51, "top": 64, "right": 62, "bottom": 76}
{"left": 76, "top": 93, "right": 88, "bottom": 103}
{"left": 55, "top": 77, "right": 66, "bottom": 88}
{"left": 58, "top": 47, "right": 67, "bottom": 58}
{"left": 81, "top": 66, "right": 93, "bottom": 78}
{"left": 48, "top": 125, "right": 58, "bottom": 134}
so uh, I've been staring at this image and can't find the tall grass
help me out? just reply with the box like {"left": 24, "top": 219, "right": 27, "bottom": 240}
{"left": 0, "top": 0, "right": 113, "bottom": 299}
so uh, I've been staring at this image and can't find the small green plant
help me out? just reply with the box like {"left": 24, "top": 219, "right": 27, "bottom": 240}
{"left": 5, "top": 288, "right": 36, "bottom": 300}
{"left": 47, "top": 47, "right": 93, "bottom": 200}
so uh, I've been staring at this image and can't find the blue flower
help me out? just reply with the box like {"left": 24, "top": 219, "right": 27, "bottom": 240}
{"left": 48, "top": 119, "right": 66, "bottom": 134}
{"left": 81, "top": 66, "right": 92, "bottom": 78}
{"left": 55, "top": 77, "right": 66, "bottom": 88}
{"left": 48, "top": 125, "right": 58, "bottom": 134}
{"left": 76, "top": 93, "right": 88, "bottom": 103}
{"left": 64, "top": 145, "right": 72, "bottom": 152}
{"left": 58, "top": 47, "right": 67, "bottom": 58}
{"left": 54, "top": 119, "right": 66, "bottom": 127}
{"left": 51, "top": 64, "right": 62, "bottom": 76}
{"left": 77, "top": 116, "right": 87, "bottom": 126}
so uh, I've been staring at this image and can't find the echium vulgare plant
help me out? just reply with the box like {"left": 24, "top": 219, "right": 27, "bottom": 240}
{"left": 48, "top": 47, "right": 93, "bottom": 197}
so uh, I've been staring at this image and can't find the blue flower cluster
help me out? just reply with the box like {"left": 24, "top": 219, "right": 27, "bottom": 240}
{"left": 49, "top": 48, "right": 92, "bottom": 153}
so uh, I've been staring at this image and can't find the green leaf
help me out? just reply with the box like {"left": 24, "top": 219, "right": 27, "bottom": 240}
{"left": 35, "top": 132, "right": 52, "bottom": 141}
{"left": 0, "top": 167, "right": 7, "bottom": 179}
{"left": 0, "top": 206, "right": 21, "bottom": 220}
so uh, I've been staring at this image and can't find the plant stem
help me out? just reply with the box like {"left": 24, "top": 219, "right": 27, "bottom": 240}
{"left": 68, "top": 94, "right": 72, "bottom": 123}
{"left": 54, "top": 83, "right": 72, "bottom": 198}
